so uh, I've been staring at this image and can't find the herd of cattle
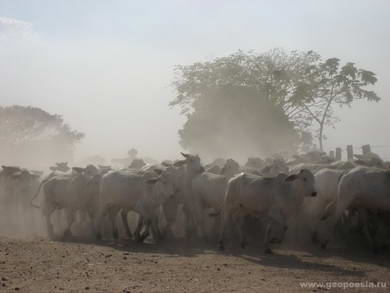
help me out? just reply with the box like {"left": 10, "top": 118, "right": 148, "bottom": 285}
{"left": 0, "top": 150, "right": 390, "bottom": 254}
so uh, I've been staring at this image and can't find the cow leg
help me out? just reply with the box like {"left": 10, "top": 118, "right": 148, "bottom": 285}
{"left": 219, "top": 209, "right": 233, "bottom": 251}
{"left": 42, "top": 203, "right": 56, "bottom": 240}
{"left": 163, "top": 197, "right": 179, "bottom": 239}
{"left": 211, "top": 214, "right": 221, "bottom": 242}
{"left": 232, "top": 210, "right": 247, "bottom": 249}
{"left": 86, "top": 209, "right": 96, "bottom": 236}
{"left": 95, "top": 205, "right": 110, "bottom": 240}
{"left": 264, "top": 219, "right": 274, "bottom": 254}
{"left": 108, "top": 207, "right": 119, "bottom": 240}
{"left": 318, "top": 193, "right": 355, "bottom": 249}
{"left": 134, "top": 214, "right": 146, "bottom": 242}
{"left": 199, "top": 213, "right": 208, "bottom": 242}
{"left": 140, "top": 219, "right": 151, "bottom": 243}
{"left": 120, "top": 208, "right": 132, "bottom": 239}
{"left": 359, "top": 209, "right": 376, "bottom": 252}
{"left": 63, "top": 209, "right": 76, "bottom": 239}
{"left": 194, "top": 200, "right": 207, "bottom": 241}
{"left": 147, "top": 216, "right": 160, "bottom": 243}
{"left": 182, "top": 204, "right": 196, "bottom": 239}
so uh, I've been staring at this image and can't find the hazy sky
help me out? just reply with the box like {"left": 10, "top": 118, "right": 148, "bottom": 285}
{"left": 1, "top": 0, "right": 389, "bottom": 161}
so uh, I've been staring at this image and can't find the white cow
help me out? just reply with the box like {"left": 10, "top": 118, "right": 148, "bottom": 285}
{"left": 219, "top": 169, "right": 317, "bottom": 253}
{"left": 95, "top": 168, "right": 175, "bottom": 242}
{"left": 119, "top": 164, "right": 187, "bottom": 241}
{"left": 174, "top": 153, "right": 231, "bottom": 240}
{"left": 32, "top": 168, "right": 99, "bottom": 239}
{"left": 220, "top": 159, "right": 241, "bottom": 179}
{"left": 317, "top": 166, "right": 390, "bottom": 250}
{"left": 302, "top": 168, "right": 345, "bottom": 240}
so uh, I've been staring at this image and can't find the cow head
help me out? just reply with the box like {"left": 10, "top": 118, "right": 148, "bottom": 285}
{"left": 174, "top": 153, "right": 204, "bottom": 178}
{"left": 145, "top": 168, "right": 175, "bottom": 202}
{"left": 85, "top": 164, "right": 99, "bottom": 177}
{"left": 98, "top": 165, "right": 112, "bottom": 175}
{"left": 245, "top": 157, "right": 264, "bottom": 169}
{"left": 56, "top": 162, "right": 70, "bottom": 172}
{"left": 1, "top": 166, "right": 21, "bottom": 176}
{"left": 220, "top": 158, "right": 240, "bottom": 178}
{"left": 161, "top": 160, "right": 173, "bottom": 167}
{"left": 72, "top": 167, "right": 85, "bottom": 174}
{"left": 129, "top": 158, "right": 146, "bottom": 170}
{"left": 285, "top": 169, "right": 317, "bottom": 198}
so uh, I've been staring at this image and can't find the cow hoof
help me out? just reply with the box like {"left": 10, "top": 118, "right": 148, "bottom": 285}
{"left": 218, "top": 242, "right": 225, "bottom": 251}
{"left": 311, "top": 232, "right": 318, "bottom": 243}
{"left": 241, "top": 242, "right": 247, "bottom": 249}
{"left": 155, "top": 232, "right": 163, "bottom": 242}
{"left": 139, "top": 231, "right": 149, "bottom": 243}
{"left": 63, "top": 230, "right": 72, "bottom": 239}
{"left": 113, "top": 230, "right": 119, "bottom": 240}
{"left": 264, "top": 248, "right": 273, "bottom": 254}
{"left": 320, "top": 242, "right": 328, "bottom": 250}
{"left": 47, "top": 233, "right": 56, "bottom": 241}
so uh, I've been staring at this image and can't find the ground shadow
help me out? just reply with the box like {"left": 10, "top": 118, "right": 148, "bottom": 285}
{"left": 59, "top": 234, "right": 390, "bottom": 272}
{"left": 239, "top": 253, "right": 365, "bottom": 277}
{"left": 61, "top": 235, "right": 214, "bottom": 257}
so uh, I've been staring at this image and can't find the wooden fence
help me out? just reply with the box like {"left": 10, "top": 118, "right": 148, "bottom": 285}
{"left": 329, "top": 144, "right": 390, "bottom": 161}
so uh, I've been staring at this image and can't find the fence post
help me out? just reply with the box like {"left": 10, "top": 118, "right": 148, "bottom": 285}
{"left": 347, "top": 145, "right": 354, "bottom": 161}
{"left": 329, "top": 150, "right": 335, "bottom": 161}
{"left": 335, "top": 147, "right": 342, "bottom": 161}
{"left": 362, "top": 144, "right": 371, "bottom": 155}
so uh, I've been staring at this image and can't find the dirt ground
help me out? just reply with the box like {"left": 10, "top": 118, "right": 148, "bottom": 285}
{"left": 0, "top": 236, "right": 389, "bottom": 293}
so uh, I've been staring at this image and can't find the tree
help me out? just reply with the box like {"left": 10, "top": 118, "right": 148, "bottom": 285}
{"left": 291, "top": 58, "right": 380, "bottom": 151}
{"left": 0, "top": 105, "right": 84, "bottom": 167}
{"left": 171, "top": 49, "right": 381, "bottom": 156}
{"left": 170, "top": 50, "right": 303, "bottom": 160}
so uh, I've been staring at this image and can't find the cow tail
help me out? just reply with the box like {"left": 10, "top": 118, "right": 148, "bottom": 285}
{"left": 338, "top": 170, "right": 348, "bottom": 184}
{"left": 321, "top": 170, "right": 347, "bottom": 221}
{"left": 208, "top": 211, "right": 221, "bottom": 217}
{"left": 30, "top": 179, "right": 48, "bottom": 209}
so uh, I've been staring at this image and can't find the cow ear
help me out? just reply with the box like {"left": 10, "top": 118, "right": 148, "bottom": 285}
{"left": 145, "top": 177, "right": 161, "bottom": 184}
{"left": 72, "top": 167, "right": 84, "bottom": 173}
{"left": 161, "top": 161, "right": 172, "bottom": 167}
{"left": 153, "top": 168, "right": 163, "bottom": 175}
{"left": 181, "top": 152, "right": 191, "bottom": 159}
{"left": 285, "top": 174, "right": 298, "bottom": 182}
{"left": 174, "top": 160, "right": 187, "bottom": 167}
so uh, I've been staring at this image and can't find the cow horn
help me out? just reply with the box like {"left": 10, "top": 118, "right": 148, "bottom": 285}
{"left": 285, "top": 174, "right": 298, "bottom": 182}
{"left": 145, "top": 176, "right": 161, "bottom": 184}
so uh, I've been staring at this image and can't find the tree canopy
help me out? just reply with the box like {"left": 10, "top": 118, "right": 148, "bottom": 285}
{"left": 171, "top": 49, "right": 305, "bottom": 160}
{"left": 0, "top": 105, "right": 84, "bottom": 167}
{"left": 291, "top": 58, "right": 380, "bottom": 150}
{"left": 171, "top": 49, "right": 380, "bottom": 157}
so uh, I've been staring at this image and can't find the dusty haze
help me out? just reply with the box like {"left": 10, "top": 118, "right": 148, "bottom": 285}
{"left": 1, "top": 0, "right": 389, "bottom": 163}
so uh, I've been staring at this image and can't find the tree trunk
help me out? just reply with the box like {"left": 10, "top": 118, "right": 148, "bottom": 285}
{"left": 318, "top": 122, "right": 324, "bottom": 151}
